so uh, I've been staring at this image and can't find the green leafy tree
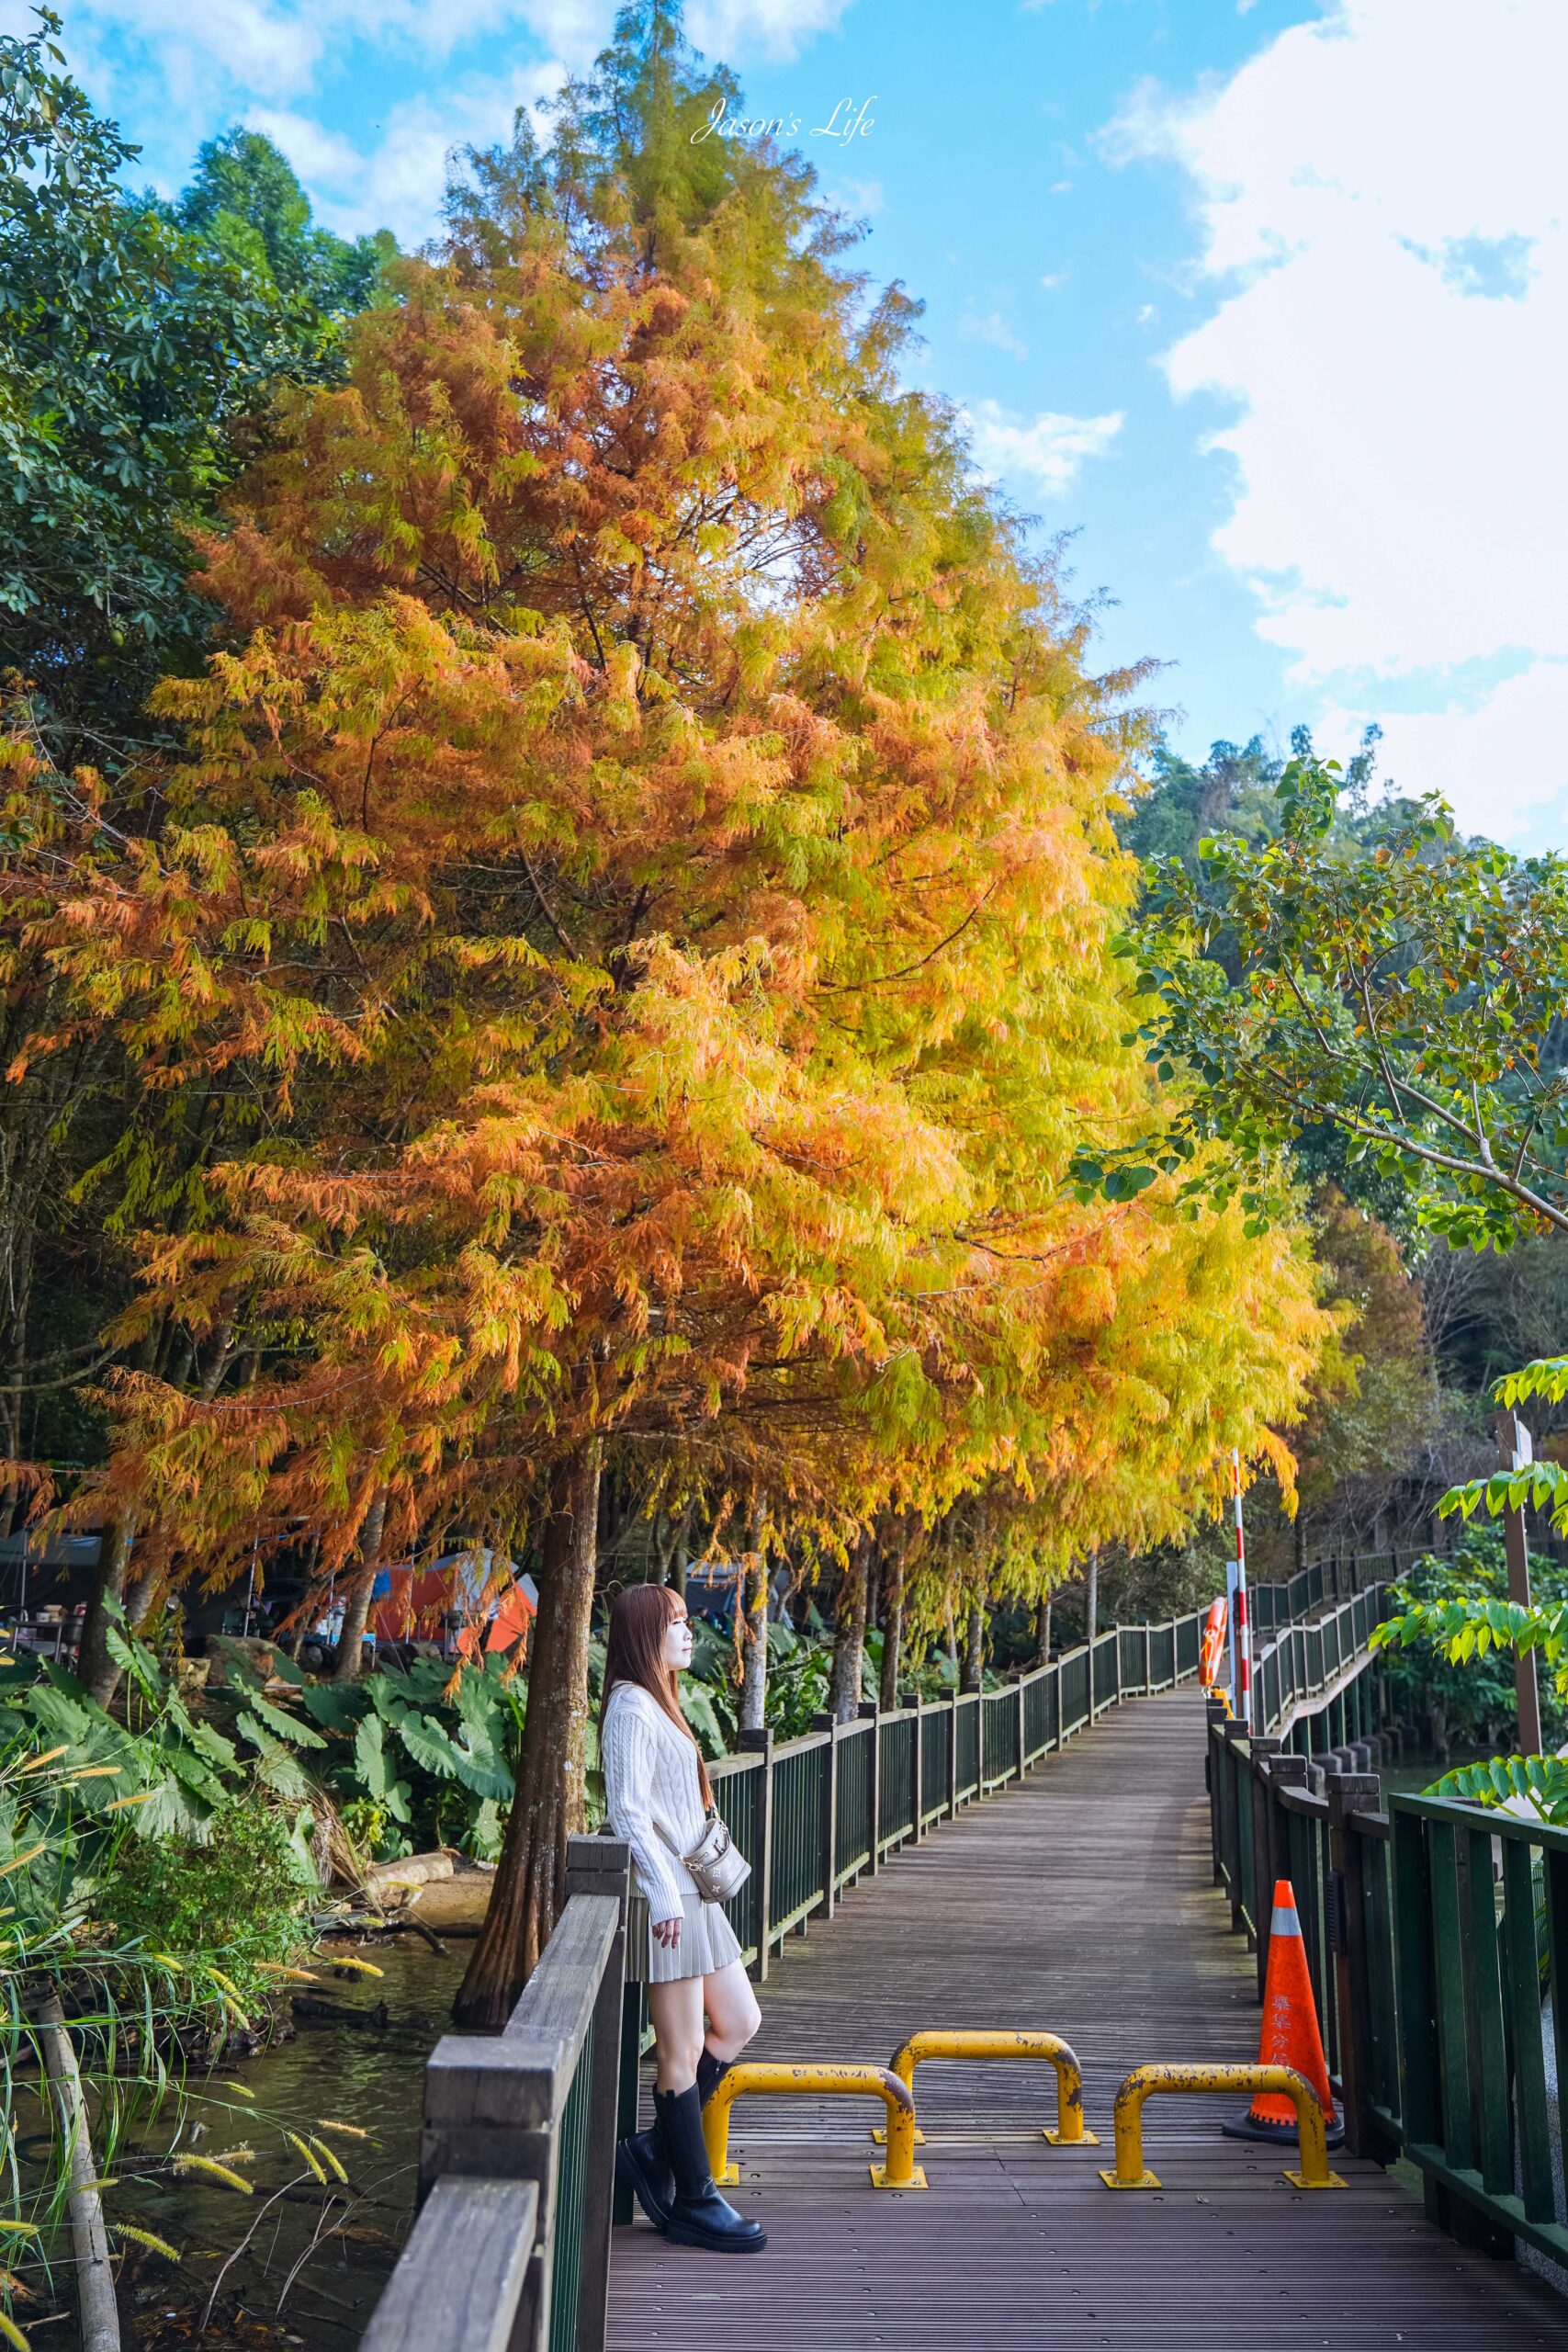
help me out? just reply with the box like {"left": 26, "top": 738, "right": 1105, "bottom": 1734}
{"left": 1374, "top": 1528, "right": 1566, "bottom": 1753}
{"left": 0, "top": 14, "right": 390, "bottom": 767}
{"left": 177, "top": 128, "right": 395, "bottom": 315}
{"left": 1084, "top": 750, "right": 1568, "bottom": 1248}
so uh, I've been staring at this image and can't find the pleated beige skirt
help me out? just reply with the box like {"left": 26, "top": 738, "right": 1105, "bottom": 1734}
{"left": 644, "top": 1891, "right": 744, "bottom": 1984}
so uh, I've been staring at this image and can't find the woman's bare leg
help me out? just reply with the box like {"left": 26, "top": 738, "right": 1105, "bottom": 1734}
{"left": 702, "top": 1960, "right": 761, "bottom": 2064}
{"left": 647, "top": 1974, "right": 706, "bottom": 2093}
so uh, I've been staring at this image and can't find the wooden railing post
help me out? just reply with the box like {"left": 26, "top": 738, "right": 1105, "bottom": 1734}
{"left": 563, "top": 1838, "right": 628, "bottom": 2352}
{"left": 1205, "top": 1700, "right": 1228, "bottom": 1886}
{"left": 1324, "top": 1769, "right": 1382, "bottom": 2160}
{"left": 811, "top": 1713, "right": 839, "bottom": 1920}
{"left": 1221, "top": 1720, "right": 1249, "bottom": 1936}
{"left": 1247, "top": 1738, "right": 1282, "bottom": 1991}
{"left": 910, "top": 1701, "right": 924, "bottom": 1838}
{"left": 1014, "top": 1676, "right": 1027, "bottom": 1778}
{"left": 944, "top": 1688, "right": 959, "bottom": 1820}
{"left": 739, "top": 1727, "right": 773, "bottom": 1980}
{"left": 859, "top": 1701, "right": 881, "bottom": 1873}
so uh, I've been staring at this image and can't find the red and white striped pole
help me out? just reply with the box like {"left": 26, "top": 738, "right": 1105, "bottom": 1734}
{"left": 1228, "top": 1447, "right": 1252, "bottom": 1731}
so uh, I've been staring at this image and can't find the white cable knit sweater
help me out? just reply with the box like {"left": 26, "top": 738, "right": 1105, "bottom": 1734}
{"left": 602, "top": 1682, "right": 707, "bottom": 1925}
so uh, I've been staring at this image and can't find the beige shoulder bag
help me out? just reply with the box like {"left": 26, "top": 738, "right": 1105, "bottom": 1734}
{"left": 657, "top": 1809, "right": 750, "bottom": 1905}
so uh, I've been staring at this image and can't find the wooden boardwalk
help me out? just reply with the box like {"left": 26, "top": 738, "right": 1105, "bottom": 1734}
{"left": 607, "top": 1685, "right": 1568, "bottom": 2352}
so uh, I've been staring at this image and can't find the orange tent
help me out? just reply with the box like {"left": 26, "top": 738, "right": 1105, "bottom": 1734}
{"left": 370, "top": 1552, "right": 536, "bottom": 1657}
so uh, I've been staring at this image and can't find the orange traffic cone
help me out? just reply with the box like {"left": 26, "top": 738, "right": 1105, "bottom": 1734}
{"left": 1223, "top": 1879, "right": 1344, "bottom": 2147}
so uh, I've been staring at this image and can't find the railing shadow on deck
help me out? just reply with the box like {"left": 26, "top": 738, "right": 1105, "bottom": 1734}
{"left": 362, "top": 1557, "right": 1392, "bottom": 2351}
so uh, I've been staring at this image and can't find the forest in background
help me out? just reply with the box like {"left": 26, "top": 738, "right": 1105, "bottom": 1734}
{"left": 5, "top": 0, "right": 1568, "bottom": 2033}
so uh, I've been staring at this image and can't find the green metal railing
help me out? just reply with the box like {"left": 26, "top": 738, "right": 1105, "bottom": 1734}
{"left": 1209, "top": 1577, "right": 1568, "bottom": 2274}
{"left": 1393, "top": 1795, "right": 1568, "bottom": 2266}
{"left": 697, "top": 1600, "right": 1258, "bottom": 1987}
{"left": 547, "top": 2012, "right": 597, "bottom": 2352}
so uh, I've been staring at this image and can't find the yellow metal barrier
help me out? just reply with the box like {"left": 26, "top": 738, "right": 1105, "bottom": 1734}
{"left": 703, "top": 2062, "right": 927, "bottom": 2191}
{"left": 870, "top": 2030, "right": 1098, "bottom": 2147}
{"left": 1099, "top": 2063, "right": 1347, "bottom": 2192}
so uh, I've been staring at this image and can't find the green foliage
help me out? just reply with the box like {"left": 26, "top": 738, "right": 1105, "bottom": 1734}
{"left": 106, "top": 1800, "right": 310, "bottom": 2002}
{"left": 0, "top": 1632, "right": 321, "bottom": 2233}
{"left": 1080, "top": 743, "right": 1568, "bottom": 1250}
{"left": 0, "top": 14, "right": 392, "bottom": 763}
{"left": 177, "top": 127, "right": 395, "bottom": 314}
{"left": 1426, "top": 1752, "right": 1568, "bottom": 1824}
{"left": 290, "top": 1653, "right": 528, "bottom": 1861}
{"left": 1118, "top": 735, "right": 1287, "bottom": 876}
{"left": 1434, "top": 1356, "right": 1568, "bottom": 1536}
{"left": 1371, "top": 1528, "right": 1568, "bottom": 1747}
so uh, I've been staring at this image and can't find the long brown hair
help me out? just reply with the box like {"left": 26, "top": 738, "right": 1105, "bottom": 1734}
{"left": 602, "top": 1582, "right": 714, "bottom": 1805}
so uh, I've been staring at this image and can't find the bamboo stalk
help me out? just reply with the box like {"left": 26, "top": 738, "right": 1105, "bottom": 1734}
{"left": 36, "top": 1995, "right": 119, "bottom": 2352}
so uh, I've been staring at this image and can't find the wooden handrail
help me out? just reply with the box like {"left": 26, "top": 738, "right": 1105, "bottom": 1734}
{"left": 364, "top": 1837, "right": 631, "bottom": 2352}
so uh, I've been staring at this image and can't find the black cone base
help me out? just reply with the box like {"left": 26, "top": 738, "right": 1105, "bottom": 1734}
{"left": 1222, "top": 2110, "right": 1346, "bottom": 2148}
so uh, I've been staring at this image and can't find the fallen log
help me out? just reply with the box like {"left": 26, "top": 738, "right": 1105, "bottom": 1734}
{"left": 362, "top": 1849, "right": 455, "bottom": 1893}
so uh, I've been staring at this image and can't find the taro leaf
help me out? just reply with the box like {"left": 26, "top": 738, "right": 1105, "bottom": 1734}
{"left": 353, "top": 1713, "right": 392, "bottom": 1802}
{"left": 182, "top": 1717, "right": 241, "bottom": 1773}
{"left": 396, "top": 1711, "right": 513, "bottom": 1801}
{"left": 298, "top": 1680, "right": 367, "bottom": 1732}
{"left": 235, "top": 1720, "right": 313, "bottom": 1802}
{"left": 679, "top": 1679, "right": 727, "bottom": 1758}
{"left": 105, "top": 1620, "right": 167, "bottom": 1700}
{"left": 394, "top": 1711, "right": 460, "bottom": 1781}
{"left": 286, "top": 1805, "right": 321, "bottom": 1885}
{"left": 237, "top": 1690, "right": 326, "bottom": 1749}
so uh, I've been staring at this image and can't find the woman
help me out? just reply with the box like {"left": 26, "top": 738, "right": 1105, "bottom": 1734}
{"left": 603, "top": 1581, "right": 764, "bottom": 2254}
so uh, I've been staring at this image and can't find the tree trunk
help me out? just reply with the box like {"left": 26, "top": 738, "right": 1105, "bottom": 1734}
{"left": 961, "top": 1605, "right": 985, "bottom": 1694}
{"left": 454, "top": 1439, "right": 601, "bottom": 2029}
{"left": 831, "top": 1537, "right": 871, "bottom": 1724}
{"left": 739, "top": 1536, "right": 769, "bottom": 1734}
{"left": 1034, "top": 1595, "right": 1052, "bottom": 1668}
{"left": 38, "top": 1995, "right": 119, "bottom": 2352}
{"left": 333, "top": 1488, "right": 389, "bottom": 1683}
{"left": 879, "top": 1549, "right": 904, "bottom": 1713}
{"left": 1084, "top": 1548, "right": 1100, "bottom": 1646}
{"left": 76, "top": 1517, "right": 136, "bottom": 1708}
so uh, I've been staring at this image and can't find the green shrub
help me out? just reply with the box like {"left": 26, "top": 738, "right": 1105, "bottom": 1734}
{"left": 107, "top": 1801, "right": 311, "bottom": 2001}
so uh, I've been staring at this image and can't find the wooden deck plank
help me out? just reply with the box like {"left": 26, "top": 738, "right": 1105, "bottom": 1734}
{"left": 607, "top": 1686, "right": 1568, "bottom": 2350}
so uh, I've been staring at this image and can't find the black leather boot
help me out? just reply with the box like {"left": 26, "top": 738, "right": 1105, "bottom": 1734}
{"left": 658, "top": 2086, "right": 766, "bottom": 2253}
{"left": 695, "top": 2045, "right": 733, "bottom": 2109}
{"left": 615, "top": 2100, "right": 675, "bottom": 2232}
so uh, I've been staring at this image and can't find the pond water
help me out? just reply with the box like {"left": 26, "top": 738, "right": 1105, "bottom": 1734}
{"left": 1378, "top": 1747, "right": 1491, "bottom": 1800}
{"left": 105, "top": 1939, "right": 465, "bottom": 2351}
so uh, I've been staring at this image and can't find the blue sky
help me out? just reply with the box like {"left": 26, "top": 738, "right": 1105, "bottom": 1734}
{"left": 19, "top": 0, "right": 1568, "bottom": 845}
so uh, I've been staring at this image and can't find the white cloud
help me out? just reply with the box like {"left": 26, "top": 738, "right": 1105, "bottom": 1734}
{"left": 256, "top": 65, "right": 565, "bottom": 244}
{"left": 1325, "top": 663, "right": 1568, "bottom": 848}
{"left": 1111, "top": 0, "right": 1568, "bottom": 842}
{"left": 964, "top": 401, "right": 1123, "bottom": 497}
{"left": 825, "top": 175, "right": 884, "bottom": 220}
{"left": 686, "top": 0, "right": 853, "bottom": 57}
{"left": 960, "top": 308, "right": 1029, "bottom": 359}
